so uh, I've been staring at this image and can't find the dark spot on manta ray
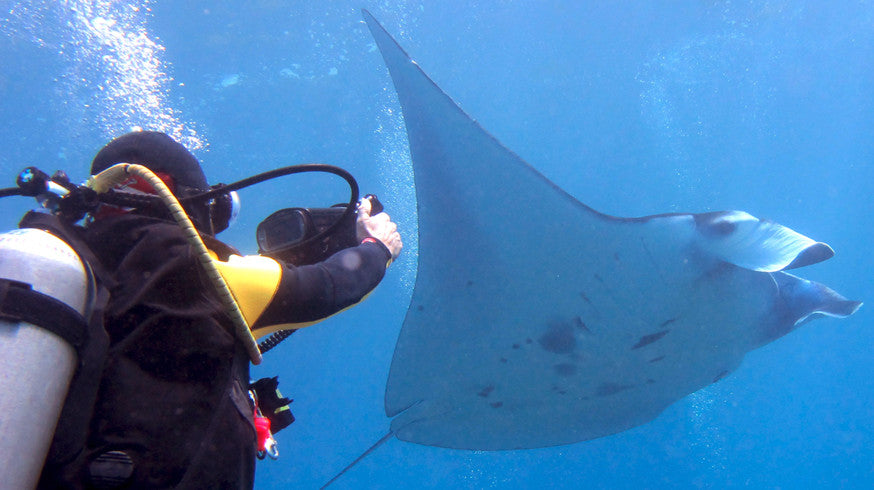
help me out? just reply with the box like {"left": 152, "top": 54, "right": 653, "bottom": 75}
{"left": 579, "top": 292, "right": 592, "bottom": 305}
{"left": 512, "top": 343, "right": 520, "bottom": 349}
{"left": 466, "top": 280, "right": 474, "bottom": 287}
{"left": 614, "top": 252, "right": 620, "bottom": 261}
{"left": 417, "top": 305, "right": 424, "bottom": 312}
{"left": 538, "top": 322, "right": 576, "bottom": 354}
{"left": 648, "top": 355, "right": 665, "bottom": 363}
{"left": 631, "top": 329, "right": 670, "bottom": 350}
{"left": 595, "top": 382, "right": 635, "bottom": 397}
{"left": 499, "top": 357, "right": 508, "bottom": 363}
{"left": 477, "top": 385, "right": 495, "bottom": 398}
{"left": 593, "top": 273, "right": 604, "bottom": 283}
{"left": 526, "top": 338, "right": 533, "bottom": 344}
{"left": 490, "top": 401, "right": 503, "bottom": 408}
{"left": 646, "top": 379, "right": 655, "bottom": 384}
{"left": 553, "top": 363, "right": 577, "bottom": 377}
{"left": 572, "top": 316, "right": 592, "bottom": 334}
{"left": 712, "top": 370, "right": 729, "bottom": 383}
{"left": 658, "top": 318, "right": 677, "bottom": 328}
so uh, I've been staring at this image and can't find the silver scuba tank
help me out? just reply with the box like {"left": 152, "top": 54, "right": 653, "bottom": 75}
{"left": 0, "top": 227, "right": 90, "bottom": 489}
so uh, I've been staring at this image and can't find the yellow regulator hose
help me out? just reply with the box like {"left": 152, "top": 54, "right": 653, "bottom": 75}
{"left": 86, "top": 163, "right": 263, "bottom": 364}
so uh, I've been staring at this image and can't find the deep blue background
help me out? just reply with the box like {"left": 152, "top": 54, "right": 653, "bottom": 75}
{"left": 1, "top": 1, "right": 871, "bottom": 488}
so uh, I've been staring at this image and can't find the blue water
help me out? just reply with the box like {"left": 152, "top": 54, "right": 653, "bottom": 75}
{"left": 1, "top": 1, "right": 871, "bottom": 488}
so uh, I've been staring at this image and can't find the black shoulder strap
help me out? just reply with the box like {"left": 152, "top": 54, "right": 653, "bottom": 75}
{"left": 0, "top": 279, "right": 88, "bottom": 350}
{"left": 18, "top": 211, "right": 114, "bottom": 465}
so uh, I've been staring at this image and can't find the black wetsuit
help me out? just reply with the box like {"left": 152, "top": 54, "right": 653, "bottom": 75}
{"left": 37, "top": 214, "right": 390, "bottom": 489}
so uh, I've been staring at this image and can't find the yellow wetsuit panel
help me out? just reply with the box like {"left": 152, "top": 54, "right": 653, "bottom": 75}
{"left": 209, "top": 247, "right": 386, "bottom": 341}
{"left": 209, "top": 251, "right": 282, "bottom": 329}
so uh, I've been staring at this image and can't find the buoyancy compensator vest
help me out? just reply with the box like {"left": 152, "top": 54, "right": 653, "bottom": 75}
{"left": 32, "top": 212, "right": 257, "bottom": 489}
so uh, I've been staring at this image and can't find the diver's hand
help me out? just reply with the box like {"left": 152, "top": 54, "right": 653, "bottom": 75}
{"left": 357, "top": 198, "right": 402, "bottom": 260}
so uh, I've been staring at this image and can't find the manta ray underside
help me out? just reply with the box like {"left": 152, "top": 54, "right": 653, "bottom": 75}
{"left": 322, "top": 15, "right": 862, "bottom": 486}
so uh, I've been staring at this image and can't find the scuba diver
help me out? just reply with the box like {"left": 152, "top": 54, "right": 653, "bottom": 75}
{"left": 0, "top": 131, "right": 401, "bottom": 489}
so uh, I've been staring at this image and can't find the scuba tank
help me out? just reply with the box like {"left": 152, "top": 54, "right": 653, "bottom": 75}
{"left": 0, "top": 227, "right": 91, "bottom": 489}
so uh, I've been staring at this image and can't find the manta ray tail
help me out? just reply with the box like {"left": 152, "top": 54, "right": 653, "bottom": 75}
{"left": 321, "top": 431, "right": 394, "bottom": 489}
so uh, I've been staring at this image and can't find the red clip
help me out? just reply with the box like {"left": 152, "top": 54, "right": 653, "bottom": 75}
{"left": 254, "top": 410, "right": 279, "bottom": 459}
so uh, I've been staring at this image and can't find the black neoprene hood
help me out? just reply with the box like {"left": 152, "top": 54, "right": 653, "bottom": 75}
{"left": 90, "top": 131, "right": 208, "bottom": 192}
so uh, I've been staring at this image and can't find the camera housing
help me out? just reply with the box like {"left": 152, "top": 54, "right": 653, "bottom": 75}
{"left": 256, "top": 206, "right": 356, "bottom": 266}
{"left": 256, "top": 195, "right": 382, "bottom": 266}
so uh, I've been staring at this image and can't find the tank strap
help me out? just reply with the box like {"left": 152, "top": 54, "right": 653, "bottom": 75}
{"left": 0, "top": 278, "right": 88, "bottom": 351}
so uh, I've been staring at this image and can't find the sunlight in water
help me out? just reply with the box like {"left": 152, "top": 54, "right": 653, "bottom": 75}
{"left": 2, "top": 0, "right": 204, "bottom": 150}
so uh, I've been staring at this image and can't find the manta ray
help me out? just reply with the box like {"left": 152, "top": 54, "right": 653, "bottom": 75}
{"left": 324, "top": 10, "right": 862, "bottom": 486}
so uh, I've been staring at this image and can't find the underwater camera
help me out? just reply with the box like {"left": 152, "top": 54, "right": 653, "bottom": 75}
{"left": 256, "top": 194, "right": 382, "bottom": 266}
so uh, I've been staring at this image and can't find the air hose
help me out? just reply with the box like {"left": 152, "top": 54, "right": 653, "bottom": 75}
{"left": 86, "top": 163, "right": 263, "bottom": 365}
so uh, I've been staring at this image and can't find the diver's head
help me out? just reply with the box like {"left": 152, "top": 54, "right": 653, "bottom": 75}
{"left": 90, "top": 131, "right": 235, "bottom": 234}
